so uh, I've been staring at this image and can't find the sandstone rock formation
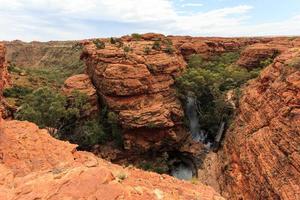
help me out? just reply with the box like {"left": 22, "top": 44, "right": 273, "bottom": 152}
{"left": 0, "top": 43, "right": 10, "bottom": 119}
{"left": 82, "top": 35, "right": 188, "bottom": 152}
{"left": 63, "top": 74, "right": 99, "bottom": 117}
{"left": 219, "top": 48, "right": 300, "bottom": 200}
{"left": 0, "top": 120, "right": 224, "bottom": 200}
{"left": 170, "top": 36, "right": 268, "bottom": 60}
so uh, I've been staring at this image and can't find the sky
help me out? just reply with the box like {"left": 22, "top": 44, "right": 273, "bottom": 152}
{"left": 0, "top": 0, "right": 300, "bottom": 41}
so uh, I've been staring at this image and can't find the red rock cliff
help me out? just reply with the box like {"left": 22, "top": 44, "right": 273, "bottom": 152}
{"left": 82, "top": 35, "right": 188, "bottom": 152}
{"left": 0, "top": 43, "right": 10, "bottom": 119}
{"left": 219, "top": 48, "right": 300, "bottom": 199}
{"left": 81, "top": 34, "right": 271, "bottom": 153}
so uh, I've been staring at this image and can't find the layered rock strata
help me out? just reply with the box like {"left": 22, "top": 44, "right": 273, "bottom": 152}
{"left": 82, "top": 35, "right": 188, "bottom": 152}
{"left": 219, "top": 48, "right": 300, "bottom": 200}
{"left": 0, "top": 43, "right": 10, "bottom": 119}
{"left": 63, "top": 74, "right": 99, "bottom": 117}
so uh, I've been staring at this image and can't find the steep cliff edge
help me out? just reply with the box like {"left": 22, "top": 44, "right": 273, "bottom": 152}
{"left": 82, "top": 35, "right": 188, "bottom": 152}
{"left": 0, "top": 43, "right": 10, "bottom": 119}
{"left": 219, "top": 48, "right": 300, "bottom": 199}
{"left": 0, "top": 120, "right": 224, "bottom": 200}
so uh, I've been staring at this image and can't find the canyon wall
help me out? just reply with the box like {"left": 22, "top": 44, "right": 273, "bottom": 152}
{"left": 0, "top": 41, "right": 224, "bottom": 200}
{"left": 219, "top": 47, "right": 300, "bottom": 199}
{"left": 4, "top": 40, "right": 84, "bottom": 69}
{"left": 2, "top": 36, "right": 300, "bottom": 199}
{"left": 81, "top": 34, "right": 266, "bottom": 153}
{"left": 0, "top": 43, "right": 10, "bottom": 119}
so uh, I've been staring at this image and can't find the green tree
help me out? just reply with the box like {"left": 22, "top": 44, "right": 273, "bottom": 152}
{"left": 16, "top": 87, "right": 67, "bottom": 136}
{"left": 176, "top": 52, "right": 263, "bottom": 138}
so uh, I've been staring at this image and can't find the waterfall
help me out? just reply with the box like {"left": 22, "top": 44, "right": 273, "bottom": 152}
{"left": 186, "top": 96, "right": 206, "bottom": 142}
{"left": 171, "top": 163, "right": 193, "bottom": 180}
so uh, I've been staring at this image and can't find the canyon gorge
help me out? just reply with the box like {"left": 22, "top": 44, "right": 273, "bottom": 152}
{"left": 0, "top": 34, "right": 299, "bottom": 200}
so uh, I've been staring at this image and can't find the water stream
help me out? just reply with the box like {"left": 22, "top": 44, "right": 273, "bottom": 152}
{"left": 171, "top": 163, "right": 193, "bottom": 180}
{"left": 186, "top": 96, "right": 206, "bottom": 142}
{"left": 171, "top": 96, "right": 215, "bottom": 180}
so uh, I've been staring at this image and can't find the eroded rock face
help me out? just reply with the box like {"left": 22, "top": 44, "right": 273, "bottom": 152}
{"left": 0, "top": 120, "right": 224, "bottom": 200}
{"left": 236, "top": 38, "right": 300, "bottom": 69}
{"left": 219, "top": 48, "right": 300, "bottom": 200}
{"left": 62, "top": 74, "right": 99, "bottom": 117}
{"left": 170, "top": 36, "right": 268, "bottom": 60}
{"left": 82, "top": 36, "right": 188, "bottom": 152}
{"left": 0, "top": 43, "right": 10, "bottom": 119}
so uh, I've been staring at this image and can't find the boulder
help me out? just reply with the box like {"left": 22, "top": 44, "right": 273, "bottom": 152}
{"left": 63, "top": 74, "right": 99, "bottom": 117}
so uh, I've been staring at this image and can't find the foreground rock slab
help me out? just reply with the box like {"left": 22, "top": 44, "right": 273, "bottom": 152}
{"left": 0, "top": 120, "right": 224, "bottom": 200}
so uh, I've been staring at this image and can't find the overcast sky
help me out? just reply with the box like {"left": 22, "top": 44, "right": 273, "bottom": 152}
{"left": 1, "top": 0, "right": 300, "bottom": 41}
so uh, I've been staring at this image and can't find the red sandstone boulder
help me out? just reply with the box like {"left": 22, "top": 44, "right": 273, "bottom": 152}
{"left": 0, "top": 120, "right": 224, "bottom": 200}
{"left": 62, "top": 74, "right": 99, "bottom": 117}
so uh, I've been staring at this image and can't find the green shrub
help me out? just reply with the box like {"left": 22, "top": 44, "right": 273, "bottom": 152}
{"left": 117, "top": 172, "right": 127, "bottom": 181}
{"left": 152, "top": 41, "right": 161, "bottom": 50}
{"left": 162, "top": 38, "right": 173, "bottom": 45}
{"left": 123, "top": 46, "right": 132, "bottom": 52}
{"left": 16, "top": 87, "right": 68, "bottom": 136}
{"left": 74, "top": 119, "right": 107, "bottom": 148}
{"left": 93, "top": 39, "right": 105, "bottom": 49}
{"left": 288, "top": 57, "right": 300, "bottom": 69}
{"left": 107, "top": 111, "right": 123, "bottom": 147}
{"left": 110, "top": 37, "right": 117, "bottom": 44}
{"left": 8, "top": 64, "right": 22, "bottom": 73}
{"left": 163, "top": 44, "right": 174, "bottom": 54}
{"left": 144, "top": 46, "right": 151, "bottom": 54}
{"left": 131, "top": 33, "right": 142, "bottom": 41}
{"left": 260, "top": 58, "right": 273, "bottom": 67}
{"left": 3, "top": 86, "right": 32, "bottom": 99}
{"left": 188, "top": 54, "right": 204, "bottom": 68}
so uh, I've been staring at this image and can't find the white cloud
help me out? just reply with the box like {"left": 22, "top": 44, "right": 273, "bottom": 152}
{"left": 0, "top": 0, "right": 299, "bottom": 41}
{"left": 181, "top": 3, "right": 203, "bottom": 7}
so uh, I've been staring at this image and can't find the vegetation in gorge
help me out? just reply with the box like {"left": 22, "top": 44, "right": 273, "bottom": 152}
{"left": 14, "top": 87, "right": 122, "bottom": 150}
{"left": 176, "top": 52, "right": 262, "bottom": 139}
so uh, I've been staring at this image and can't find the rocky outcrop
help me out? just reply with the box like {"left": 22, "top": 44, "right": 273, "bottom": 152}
{"left": 62, "top": 74, "right": 99, "bottom": 117}
{"left": 236, "top": 38, "right": 300, "bottom": 69}
{"left": 0, "top": 43, "right": 10, "bottom": 119}
{"left": 0, "top": 120, "right": 224, "bottom": 200}
{"left": 237, "top": 44, "right": 280, "bottom": 69}
{"left": 219, "top": 48, "right": 300, "bottom": 200}
{"left": 170, "top": 36, "right": 269, "bottom": 60}
{"left": 82, "top": 36, "right": 188, "bottom": 152}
